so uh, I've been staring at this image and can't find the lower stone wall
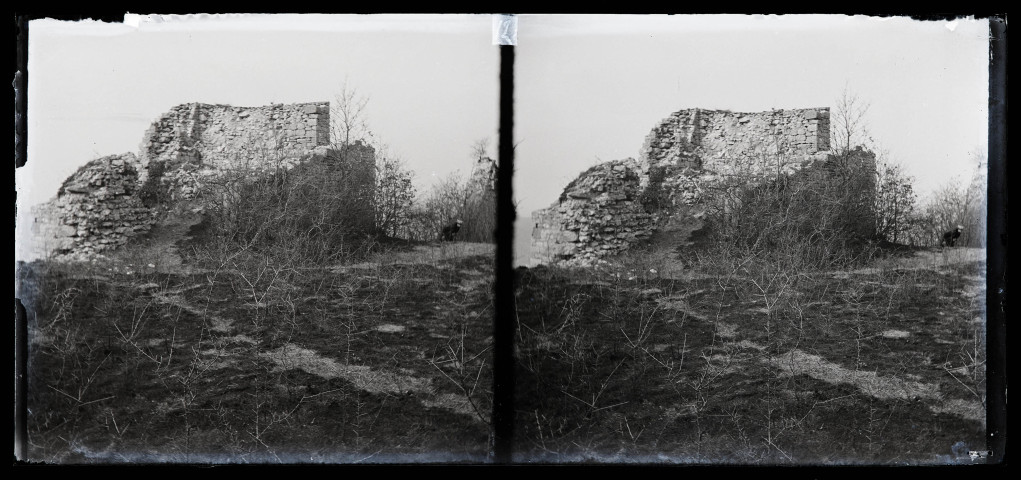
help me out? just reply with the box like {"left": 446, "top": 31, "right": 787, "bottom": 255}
{"left": 28, "top": 153, "right": 157, "bottom": 259}
{"left": 23, "top": 146, "right": 380, "bottom": 262}
{"left": 531, "top": 159, "right": 657, "bottom": 266}
{"left": 23, "top": 203, "right": 77, "bottom": 261}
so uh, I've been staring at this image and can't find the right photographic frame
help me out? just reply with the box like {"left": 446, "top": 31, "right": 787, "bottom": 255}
{"left": 510, "top": 14, "right": 1003, "bottom": 465}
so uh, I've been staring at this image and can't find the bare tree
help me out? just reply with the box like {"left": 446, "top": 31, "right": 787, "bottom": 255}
{"left": 831, "top": 87, "right": 924, "bottom": 244}
{"left": 328, "top": 81, "right": 420, "bottom": 239}
{"left": 399, "top": 139, "right": 498, "bottom": 243}
{"left": 915, "top": 150, "right": 987, "bottom": 248}
{"left": 404, "top": 172, "right": 469, "bottom": 241}
{"left": 832, "top": 86, "right": 874, "bottom": 157}
{"left": 471, "top": 138, "right": 489, "bottom": 162}
{"left": 374, "top": 145, "right": 417, "bottom": 238}
{"left": 331, "top": 79, "right": 372, "bottom": 147}
{"left": 873, "top": 153, "right": 917, "bottom": 243}
{"left": 464, "top": 139, "right": 497, "bottom": 242}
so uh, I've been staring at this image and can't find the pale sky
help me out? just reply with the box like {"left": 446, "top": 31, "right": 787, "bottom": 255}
{"left": 18, "top": 14, "right": 500, "bottom": 209}
{"left": 515, "top": 15, "right": 990, "bottom": 215}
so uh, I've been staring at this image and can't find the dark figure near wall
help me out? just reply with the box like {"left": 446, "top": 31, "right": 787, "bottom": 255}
{"left": 441, "top": 219, "right": 463, "bottom": 242}
{"left": 941, "top": 225, "right": 963, "bottom": 247}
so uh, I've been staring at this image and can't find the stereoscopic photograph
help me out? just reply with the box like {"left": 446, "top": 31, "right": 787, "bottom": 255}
{"left": 15, "top": 13, "right": 1000, "bottom": 465}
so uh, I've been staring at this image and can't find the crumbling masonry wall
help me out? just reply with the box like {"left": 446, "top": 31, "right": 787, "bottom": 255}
{"left": 139, "top": 102, "right": 331, "bottom": 201}
{"left": 532, "top": 107, "right": 838, "bottom": 266}
{"left": 27, "top": 153, "right": 155, "bottom": 258}
{"left": 141, "top": 102, "right": 330, "bottom": 168}
{"left": 25, "top": 102, "right": 337, "bottom": 260}
{"left": 641, "top": 108, "right": 830, "bottom": 176}
{"left": 532, "top": 159, "right": 656, "bottom": 263}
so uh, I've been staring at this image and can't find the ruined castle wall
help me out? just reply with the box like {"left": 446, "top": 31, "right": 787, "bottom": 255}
{"left": 639, "top": 108, "right": 704, "bottom": 174}
{"left": 313, "top": 142, "right": 379, "bottom": 233}
{"left": 640, "top": 108, "right": 830, "bottom": 175}
{"left": 533, "top": 107, "right": 837, "bottom": 266}
{"left": 28, "top": 153, "right": 156, "bottom": 259}
{"left": 24, "top": 102, "right": 340, "bottom": 261}
{"left": 139, "top": 102, "right": 333, "bottom": 202}
{"left": 643, "top": 109, "right": 833, "bottom": 212}
{"left": 531, "top": 159, "right": 656, "bottom": 265}
{"left": 24, "top": 203, "right": 76, "bottom": 260}
{"left": 141, "top": 102, "right": 331, "bottom": 169}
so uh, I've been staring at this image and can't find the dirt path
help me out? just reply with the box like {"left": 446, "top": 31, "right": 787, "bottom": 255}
{"left": 260, "top": 343, "right": 480, "bottom": 419}
{"left": 650, "top": 265, "right": 987, "bottom": 424}
{"left": 144, "top": 208, "right": 206, "bottom": 269}
{"left": 764, "top": 348, "right": 985, "bottom": 423}
{"left": 616, "top": 247, "right": 987, "bottom": 282}
{"left": 140, "top": 242, "right": 493, "bottom": 422}
{"left": 336, "top": 242, "right": 494, "bottom": 271}
{"left": 832, "top": 247, "right": 985, "bottom": 278}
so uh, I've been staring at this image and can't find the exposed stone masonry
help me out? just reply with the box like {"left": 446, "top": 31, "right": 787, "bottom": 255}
{"left": 139, "top": 102, "right": 331, "bottom": 202}
{"left": 25, "top": 102, "right": 336, "bottom": 260}
{"left": 532, "top": 107, "right": 840, "bottom": 266}
{"left": 641, "top": 108, "right": 830, "bottom": 176}
{"left": 532, "top": 159, "right": 656, "bottom": 263}
{"left": 141, "top": 102, "right": 330, "bottom": 169}
{"left": 28, "top": 153, "right": 155, "bottom": 258}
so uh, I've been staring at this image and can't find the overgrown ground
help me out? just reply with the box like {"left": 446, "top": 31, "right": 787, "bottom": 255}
{"left": 17, "top": 242, "right": 495, "bottom": 463}
{"left": 513, "top": 246, "right": 987, "bottom": 464}
{"left": 17, "top": 239, "right": 988, "bottom": 465}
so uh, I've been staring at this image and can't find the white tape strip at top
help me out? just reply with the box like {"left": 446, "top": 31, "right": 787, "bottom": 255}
{"left": 492, "top": 14, "right": 517, "bottom": 46}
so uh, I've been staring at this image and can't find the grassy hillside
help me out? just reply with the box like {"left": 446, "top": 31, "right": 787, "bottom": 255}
{"left": 512, "top": 246, "right": 986, "bottom": 463}
{"left": 18, "top": 242, "right": 495, "bottom": 463}
{"left": 16, "top": 233, "right": 987, "bottom": 464}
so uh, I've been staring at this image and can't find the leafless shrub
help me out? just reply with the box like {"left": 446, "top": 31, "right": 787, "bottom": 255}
{"left": 907, "top": 153, "right": 987, "bottom": 248}
{"left": 696, "top": 149, "right": 878, "bottom": 273}
{"left": 192, "top": 143, "right": 377, "bottom": 269}
{"left": 399, "top": 141, "right": 497, "bottom": 243}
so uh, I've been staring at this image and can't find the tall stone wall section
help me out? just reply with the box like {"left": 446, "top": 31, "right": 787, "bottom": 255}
{"left": 641, "top": 108, "right": 829, "bottom": 171}
{"left": 24, "top": 102, "right": 336, "bottom": 261}
{"left": 139, "top": 102, "right": 331, "bottom": 201}
{"left": 532, "top": 107, "right": 837, "bottom": 266}
{"left": 312, "top": 142, "right": 379, "bottom": 234}
{"left": 141, "top": 102, "right": 330, "bottom": 169}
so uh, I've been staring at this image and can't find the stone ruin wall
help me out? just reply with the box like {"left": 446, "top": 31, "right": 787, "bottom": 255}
{"left": 532, "top": 159, "right": 656, "bottom": 264}
{"left": 25, "top": 153, "right": 155, "bottom": 259}
{"left": 641, "top": 108, "right": 832, "bottom": 216}
{"left": 142, "top": 102, "right": 329, "bottom": 167}
{"left": 641, "top": 108, "right": 830, "bottom": 175}
{"left": 24, "top": 102, "right": 334, "bottom": 260}
{"left": 532, "top": 107, "right": 833, "bottom": 266}
{"left": 140, "top": 102, "right": 331, "bottom": 200}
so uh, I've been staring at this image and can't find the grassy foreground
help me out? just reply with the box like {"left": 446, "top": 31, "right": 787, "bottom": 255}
{"left": 17, "top": 241, "right": 987, "bottom": 464}
{"left": 18, "top": 242, "right": 495, "bottom": 463}
{"left": 512, "top": 246, "right": 987, "bottom": 464}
